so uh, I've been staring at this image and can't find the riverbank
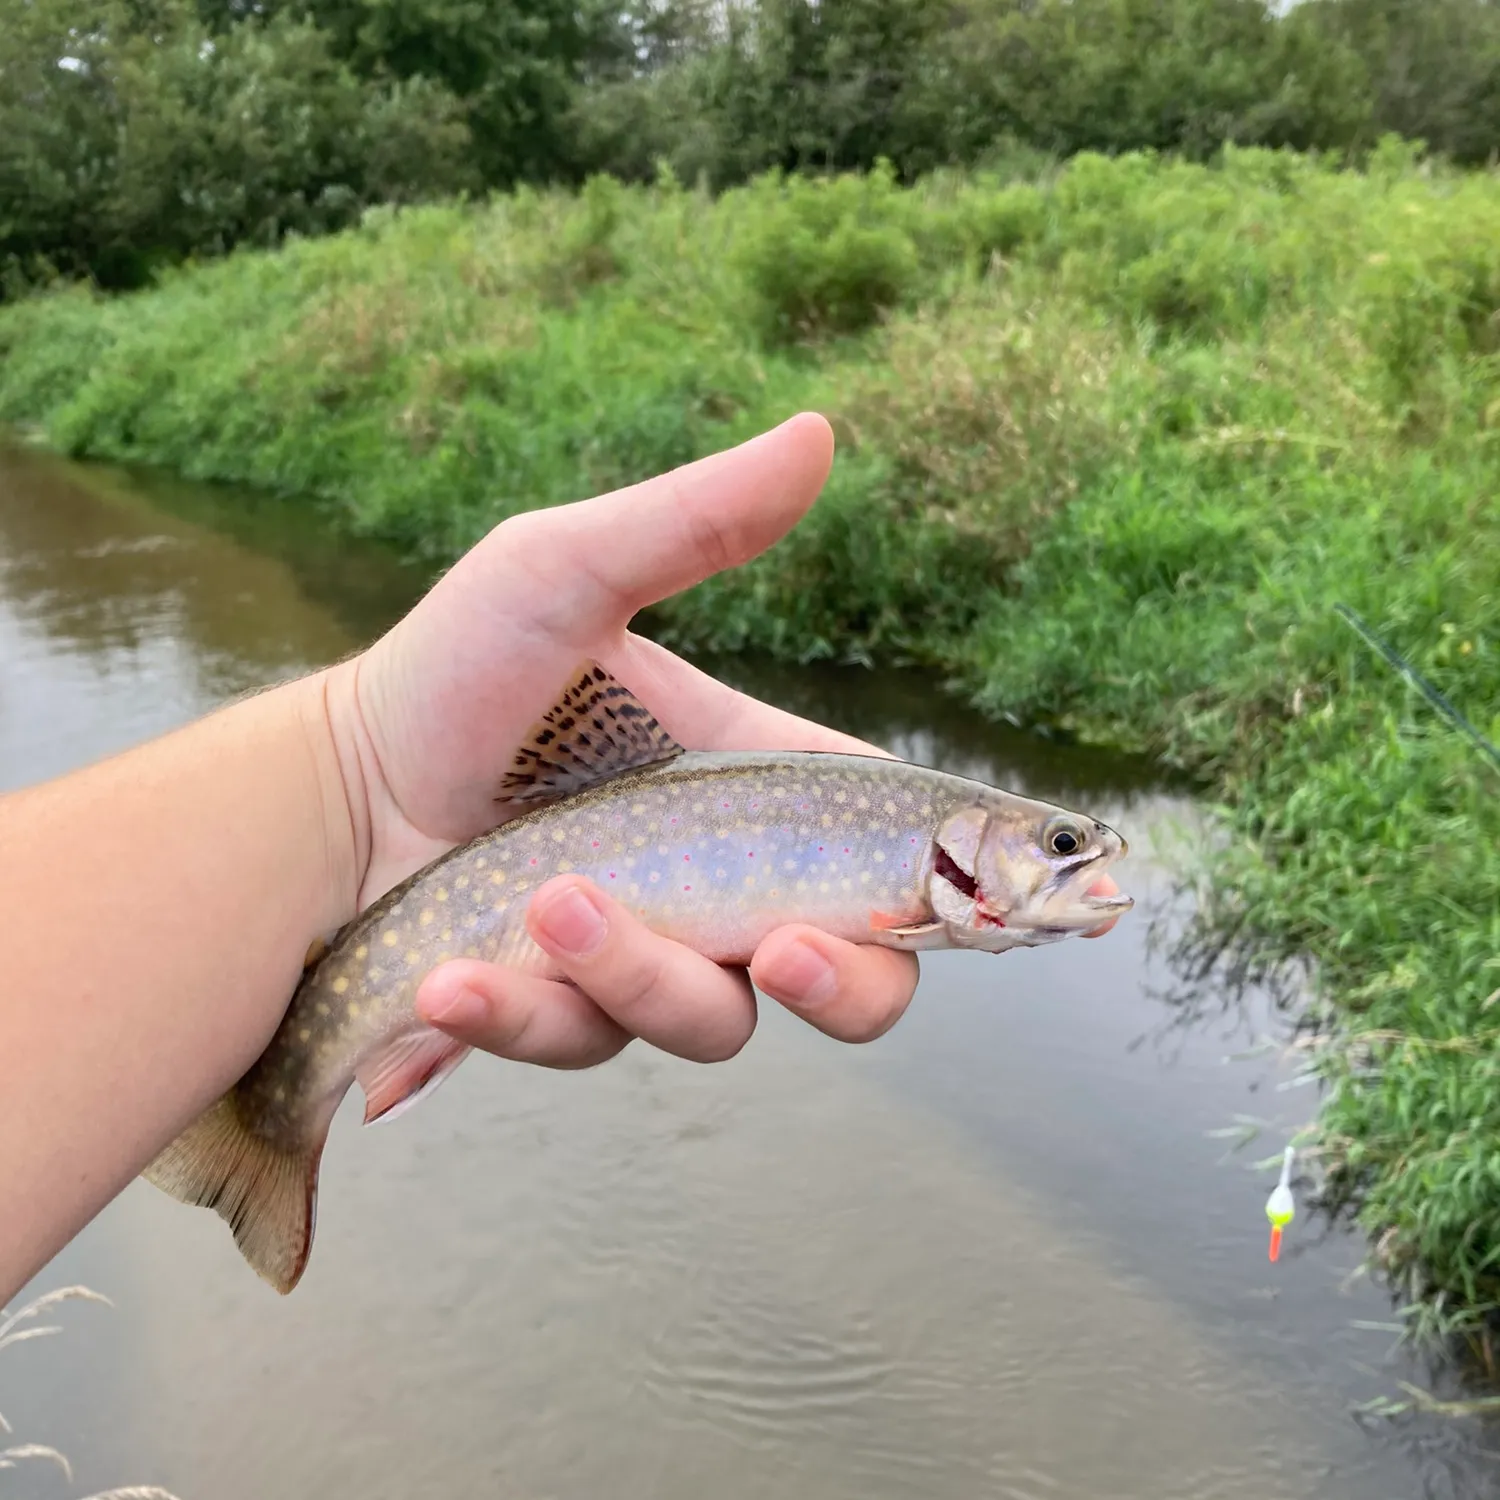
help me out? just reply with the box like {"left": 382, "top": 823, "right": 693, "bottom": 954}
{"left": 3, "top": 143, "right": 1499, "bottom": 1352}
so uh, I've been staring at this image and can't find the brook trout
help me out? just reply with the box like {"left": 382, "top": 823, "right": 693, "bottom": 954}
{"left": 146, "top": 663, "right": 1133, "bottom": 1294}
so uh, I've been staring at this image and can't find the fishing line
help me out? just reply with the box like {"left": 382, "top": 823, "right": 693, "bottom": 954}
{"left": 1334, "top": 603, "right": 1500, "bottom": 775}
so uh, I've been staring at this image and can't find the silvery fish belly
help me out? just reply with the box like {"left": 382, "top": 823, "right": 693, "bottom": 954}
{"left": 144, "top": 662, "right": 1134, "bottom": 1295}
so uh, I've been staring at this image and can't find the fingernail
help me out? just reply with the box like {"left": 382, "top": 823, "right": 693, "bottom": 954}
{"left": 534, "top": 883, "right": 608, "bottom": 957}
{"left": 423, "top": 982, "right": 486, "bottom": 1030}
{"left": 760, "top": 939, "right": 836, "bottom": 1007}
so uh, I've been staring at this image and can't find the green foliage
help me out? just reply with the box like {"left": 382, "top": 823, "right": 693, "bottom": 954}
{"left": 0, "top": 0, "right": 474, "bottom": 291}
{"left": 729, "top": 166, "right": 920, "bottom": 343}
{"left": 6, "top": 148, "right": 1500, "bottom": 1338}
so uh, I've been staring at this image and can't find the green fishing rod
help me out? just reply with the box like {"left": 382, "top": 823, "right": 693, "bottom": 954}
{"left": 1334, "top": 603, "right": 1500, "bottom": 774}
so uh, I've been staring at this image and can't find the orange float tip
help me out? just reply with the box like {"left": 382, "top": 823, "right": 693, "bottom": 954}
{"left": 1268, "top": 1224, "right": 1283, "bottom": 1262}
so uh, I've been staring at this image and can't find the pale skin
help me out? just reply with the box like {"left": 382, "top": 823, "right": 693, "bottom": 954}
{"left": 0, "top": 413, "right": 1118, "bottom": 1304}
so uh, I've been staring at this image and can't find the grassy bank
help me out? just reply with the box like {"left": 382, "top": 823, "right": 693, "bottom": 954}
{"left": 3, "top": 142, "right": 1499, "bottom": 1353}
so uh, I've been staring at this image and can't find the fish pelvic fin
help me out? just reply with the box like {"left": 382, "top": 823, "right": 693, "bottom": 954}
{"left": 496, "top": 660, "right": 684, "bottom": 808}
{"left": 142, "top": 1096, "right": 324, "bottom": 1296}
{"left": 357, "top": 1027, "right": 470, "bottom": 1126}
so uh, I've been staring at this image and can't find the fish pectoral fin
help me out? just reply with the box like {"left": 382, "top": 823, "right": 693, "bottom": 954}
{"left": 356, "top": 1029, "right": 472, "bottom": 1126}
{"left": 870, "top": 917, "right": 950, "bottom": 950}
{"left": 142, "top": 1097, "right": 322, "bottom": 1296}
{"left": 495, "top": 660, "right": 685, "bottom": 809}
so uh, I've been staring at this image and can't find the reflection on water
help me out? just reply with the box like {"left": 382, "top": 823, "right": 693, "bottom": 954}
{"left": 2, "top": 441, "right": 1495, "bottom": 1500}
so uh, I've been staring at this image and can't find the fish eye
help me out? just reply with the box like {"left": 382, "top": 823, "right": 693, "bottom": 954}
{"left": 1043, "top": 818, "right": 1086, "bottom": 858}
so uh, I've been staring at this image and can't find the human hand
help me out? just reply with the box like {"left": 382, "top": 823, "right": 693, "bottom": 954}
{"left": 322, "top": 414, "right": 1119, "bottom": 1070}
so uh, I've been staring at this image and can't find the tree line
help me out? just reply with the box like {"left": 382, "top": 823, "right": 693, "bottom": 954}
{"left": 4, "top": 0, "right": 1500, "bottom": 293}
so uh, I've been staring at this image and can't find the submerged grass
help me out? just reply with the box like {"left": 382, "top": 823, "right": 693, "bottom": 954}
{"left": 3, "top": 139, "right": 1500, "bottom": 1353}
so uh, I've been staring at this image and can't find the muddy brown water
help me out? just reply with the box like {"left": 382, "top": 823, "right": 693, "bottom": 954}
{"left": 1, "top": 442, "right": 1495, "bottom": 1500}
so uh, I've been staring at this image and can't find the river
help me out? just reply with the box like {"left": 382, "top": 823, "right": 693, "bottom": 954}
{"left": 1, "top": 442, "right": 1492, "bottom": 1500}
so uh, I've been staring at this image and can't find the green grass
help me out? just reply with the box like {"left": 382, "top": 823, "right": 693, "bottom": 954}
{"left": 3, "top": 138, "right": 1500, "bottom": 1356}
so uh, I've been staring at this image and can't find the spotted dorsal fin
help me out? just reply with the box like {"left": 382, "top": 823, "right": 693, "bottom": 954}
{"left": 497, "top": 661, "right": 685, "bottom": 807}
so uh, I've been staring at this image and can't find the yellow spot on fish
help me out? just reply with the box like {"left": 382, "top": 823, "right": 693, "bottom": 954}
{"left": 820, "top": 882, "right": 830, "bottom": 893}
{"left": 514, "top": 880, "right": 530, "bottom": 893}
{"left": 275, "top": 1086, "right": 286, "bottom": 1103}
{"left": 860, "top": 871, "right": 872, "bottom": 884}
{"left": 744, "top": 875, "right": 757, "bottom": 889}
{"left": 820, "top": 814, "right": 833, "bottom": 827}
{"left": 552, "top": 828, "right": 566, "bottom": 842}
{"left": 632, "top": 835, "right": 646, "bottom": 847}
{"left": 420, "top": 909, "right": 435, "bottom": 926}
{"left": 558, "top": 859, "right": 573, "bottom": 873}
{"left": 382, "top": 930, "right": 398, "bottom": 947}
{"left": 299, "top": 1028, "right": 311, "bottom": 1042}
{"left": 405, "top": 950, "right": 420, "bottom": 965}
{"left": 492, "top": 902, "right": 509, "bottom": 915}
{"left": 884, "top": 800, "right": 897, "bottom": 814}
{"left": 477, "top": 856, "right": 488, "bottom": 869}
{"left": 332, "top": 976, "right": 350, "bottom": 994}
{"left": 456, "top": 875, "right": 469, "bottom": 889}
{"left": 436, "top": 888, "right": 449, "bottom": 902}
{"left": 491, "top": 871, "right": 506, "bottom": 885}
{"left": 834, "top": 791, "right": 847, "bottom": 804}
{"left": 631, "top": 802, "right": 646, "bottom": 814}
{"left": 316, "top": 1002, "right": 330, "bottom": 1016}
{"left": 441, "top": 928, "right": 453, "bottom": 941}
{"left": 874, "top": 851, "right": 886, "bottom": 863}
{"left": 355, "top": 944, "right": 368, "bottom": 960}
{"left": 347, "top": 1001, "right": 361, "bottom": 1019}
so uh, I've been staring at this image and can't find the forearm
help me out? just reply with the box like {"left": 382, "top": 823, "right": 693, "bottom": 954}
{"left": 0, "top": 669, "right": 357, "bottom": 1299}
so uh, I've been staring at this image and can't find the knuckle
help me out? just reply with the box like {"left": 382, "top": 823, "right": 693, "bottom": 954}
{"left": 681, "top": 493, "right": 742, "bottom": 578}
{"left": 599, "top": 930, "right": 672, "bottom": 1016}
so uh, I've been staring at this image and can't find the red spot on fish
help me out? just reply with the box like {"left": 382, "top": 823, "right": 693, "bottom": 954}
{"left": 683, "top": 853, "right": 691, "bottom": 862}
{"left": 671, "top": 816, "right": 678, "bottom": 825}
{"left": 529, "top": 857, "right": 538, "bottom": 867}
{"left": 683, "top": 884, "right": 692, "bottom": 892}
{"left": 818, "top": 846, "right": 824, "bottom": 852}
{"left": 609, "top": 872, "right": 617, "bottom": 879}
{"left": 843, "top": 847, "right": 850, "bottom": 854}
{"left": 722, "top": 801, "right": 731, "bottom": 809}
{"left": 592, "top": 840, "right": 600, "bottom": 849}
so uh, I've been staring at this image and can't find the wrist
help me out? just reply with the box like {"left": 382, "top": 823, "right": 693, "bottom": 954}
{"left": 286, "top": 661, "right": 370, "bottom": 927}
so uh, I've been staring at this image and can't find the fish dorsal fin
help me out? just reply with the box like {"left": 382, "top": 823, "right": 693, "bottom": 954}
{"left": 497, "top": 661, "right": 685, "bottom": 807}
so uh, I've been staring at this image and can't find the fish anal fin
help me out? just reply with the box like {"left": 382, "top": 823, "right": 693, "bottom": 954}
{"left": 142, "top": 1097, "right": 322, "bottom": 1296}
{"left": 496, "top": 661, "right": 684, "bottom": 808}
{"left": 356, "top": 1028, "right": 471, "bottom": 1126}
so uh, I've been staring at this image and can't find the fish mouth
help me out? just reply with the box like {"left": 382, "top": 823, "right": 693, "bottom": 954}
{"left": 1041, "top": 845, "right": 1134, "bottom": 926}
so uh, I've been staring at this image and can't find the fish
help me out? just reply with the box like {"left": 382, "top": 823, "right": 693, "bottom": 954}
{"left": 144, "top": 662, "right": 1134, "bottom": 1294}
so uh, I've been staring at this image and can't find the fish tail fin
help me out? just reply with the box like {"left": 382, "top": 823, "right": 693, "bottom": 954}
{"left": 142, "top": 1095, "right": 323, "bottom": 1296}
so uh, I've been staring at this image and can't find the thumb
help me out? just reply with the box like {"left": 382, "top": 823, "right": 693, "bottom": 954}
{"left": 461, "top": 410, "right": 835, "bottom": 645}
